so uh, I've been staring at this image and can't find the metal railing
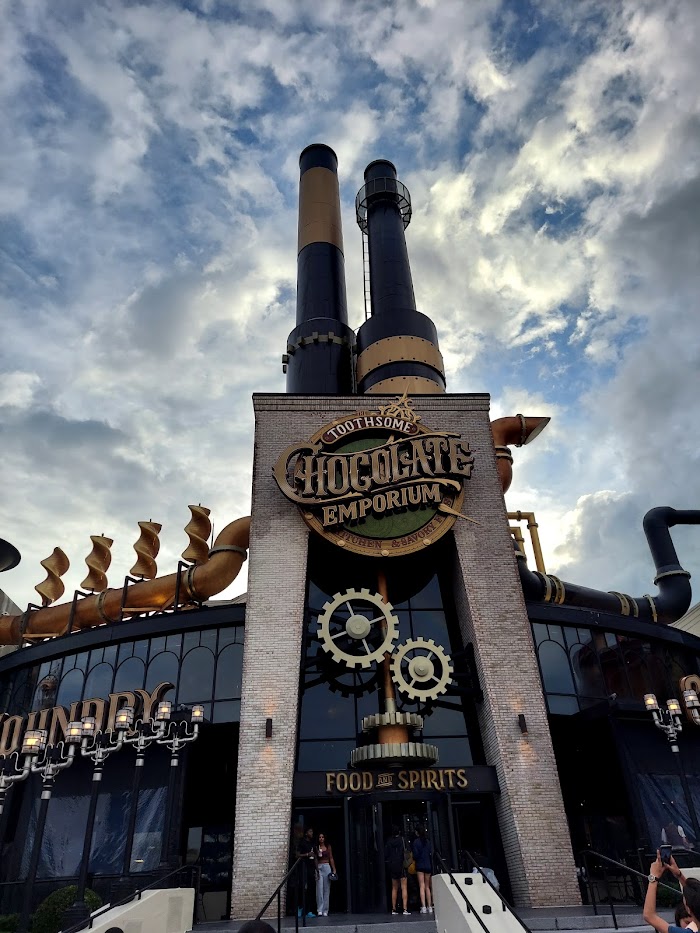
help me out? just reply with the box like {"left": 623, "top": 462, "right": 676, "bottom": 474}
{"left": 578, "top": 849, "right": 682, "bottom": 930}
{"left": 256, "top": 857, "right": 308, "bottom": 933}
{"left": 60, "top": 864, "right": 200, "bottom": 933}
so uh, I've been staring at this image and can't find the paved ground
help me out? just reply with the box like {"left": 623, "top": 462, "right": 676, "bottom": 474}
{"left": 188, "top": 904, "right": 673, "bottom": 933}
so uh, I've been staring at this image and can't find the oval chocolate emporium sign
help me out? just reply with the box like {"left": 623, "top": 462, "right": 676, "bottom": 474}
{"left": 272, "top": 395, "right": 475, "bottom": 557}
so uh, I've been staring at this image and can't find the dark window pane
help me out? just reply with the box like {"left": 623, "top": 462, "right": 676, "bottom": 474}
{"left": 297, "top": 741, "right": 355, "bottom": 771}
{"left": 73, "top": 652, "right": 89, "bottom": 671}
{"left": 217, "top": 627, "right": 238, "bottom": 648}
{"left": 113, "top": 657, "right": 146, "bottom": 695}
{"left": 166, "top": 634, "right": 182, "bottom": 655}
{"left": 547, "top": 695, "right": 579, "bottom": 715}
{"left": 102, "top": 645, "right": 117, "bottom": 667}
{"left": 431, "top": 737, "right": 473, "bottom": 767}
{"left": 213, "top": 700, "right": 241, "bottom": 723}
{"left": 570, "top": 643, "right": 606, "bottom": 697}
{"left": 149, "top": 637, "right": 166, "bottom": 659}
{"left": 200, "top": 629, "right": 217, "bottom": 652}
{"left": 84, "top": 662, "right": 114, "bottom": 700}
{"left": 179, "top": 648, "right": 215, "bottom": 704}
{"left": 145, "top": 652, "right": 179, "bottom": 694}
{"left": 132, "top": 640, "right": 149, "bottom": 661}
{"left": 538, "top": 641, "right": 575, "bottom": 695}
{"left": 215, "top": 644, "right": 243, "bottom": 700}
{"left": 183, "top": 631, "right": 200, "bottom": 655}
{"left": 410, "top": 610, "right": 450, "bottom": 648}
{"left": 56, "top": 669, "right": 85, "bottom": 710}
{"left": 118, "top": 642, "right": 133, "bottom": 664}
{"left": 300, "top": 683, "right": 355, "bottom": 739}
{"left": 532, "top": 623, "right": 548, "bottom": 646}
{"left": 547, "top": 626, "right": 566, "bottom": 648}
{"left": 410, "top": 575, "right": 443, "bottom": 609}
{"left": 88, "top": 649, "right": 104, "bottom": 670}
{"left": 599, "top": 641, "right": 632, "bottom": 698}
{"left": 308, "top": 582, "right": 331, "bottom": 609}
{"left": 422, "top": 703, "right": 468, "bottom": 737}
{"left": 563, "top": 627, "right": 580, "bottom": 649}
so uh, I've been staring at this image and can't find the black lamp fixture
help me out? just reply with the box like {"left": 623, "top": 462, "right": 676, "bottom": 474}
{"left": 265, "top": 717, "right": 273, "bottom": 739}
{"left": 518, "top": 714, "right": 528, "bottom": 735}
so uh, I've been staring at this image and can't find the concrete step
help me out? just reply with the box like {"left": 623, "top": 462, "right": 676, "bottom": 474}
{"left": 190, "top": 918, "right": 437, "bottom": 933}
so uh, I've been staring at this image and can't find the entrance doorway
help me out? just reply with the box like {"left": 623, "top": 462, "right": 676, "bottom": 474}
{"left": 346, "top": 795, "right": 450, "bottom": 914}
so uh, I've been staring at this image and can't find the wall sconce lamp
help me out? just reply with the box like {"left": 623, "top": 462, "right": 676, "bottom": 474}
{"left": 265, "top": 717, "right": 273, "bottom": 739}
{"left": 518, "top": 714, "right": 528, "bottom": 735}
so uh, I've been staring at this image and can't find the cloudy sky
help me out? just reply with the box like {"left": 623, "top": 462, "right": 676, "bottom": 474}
{"left": 1, "top": 0, "right": 699, "bottom": 612}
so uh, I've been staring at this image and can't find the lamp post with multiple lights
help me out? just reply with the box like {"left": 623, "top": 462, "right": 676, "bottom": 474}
{"left": 156, "top": 701, "right": 204, "bottom": 871}
{"left": 17, "top": 722, "right": 84, "bottom": 933}
{"left": 644, "top": 691, "right": 700, "bottom": 845}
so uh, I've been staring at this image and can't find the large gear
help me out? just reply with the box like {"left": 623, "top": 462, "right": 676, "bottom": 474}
{"left": 391, "top": 637, "right": 454, "bottom": 702}
{"left": 317, "top": 588, "right": 399, "bottom": 669}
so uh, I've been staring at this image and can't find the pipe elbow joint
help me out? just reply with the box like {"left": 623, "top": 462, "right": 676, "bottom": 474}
{"left": 491, "top": 415, "right": 550, "bottom": 493}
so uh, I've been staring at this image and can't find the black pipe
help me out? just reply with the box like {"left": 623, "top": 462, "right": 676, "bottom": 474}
{"left": 355, "top": 160, "right": 445, "bottom": 395}
{"left": 517, "top": 506, "right": 700, "bottom": 624}
{"left": 285, "top": 144, "right": 354, "bottom": 394}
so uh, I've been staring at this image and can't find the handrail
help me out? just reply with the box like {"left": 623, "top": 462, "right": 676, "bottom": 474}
{"left": 455, "top": 848, "right": 532, "bottom": 933}
{"left": 433, "top": 851, "right": 495, "bottom": 933}
{"left": 256, "top": 857, "right": 306, "bottom": 933}
{"left": 581, "top": 849, "right": 680, "bottom": 894}
{"left": 579, "top": 848, "right": 683, "bottom": 931}
{"left": 60, "top": 864, "right": 200, "bottom": 933}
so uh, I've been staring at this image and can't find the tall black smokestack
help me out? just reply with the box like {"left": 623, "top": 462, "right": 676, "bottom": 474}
{"left": 355, "top": 160, "right": 445, "bottom": 395}
{"left": 283, "top": 144, "right": 355, "bottom": 394}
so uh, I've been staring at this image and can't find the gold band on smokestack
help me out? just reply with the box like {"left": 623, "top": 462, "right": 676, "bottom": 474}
{"left": 284, "top": 144, "right": 354, "bottom": 394}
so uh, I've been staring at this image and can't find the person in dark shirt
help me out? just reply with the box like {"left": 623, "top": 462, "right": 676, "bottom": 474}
{"left": 385, "top": 826, "right": 410, "bottom": 915}
{"left": 295, "top": 826, "right": 317, "bottom": 918}
{"left": 643, "top": 849, "right": 698, "bottom": 933}
{"left": 411, "top": 828, "right": 433, "bottom": 914}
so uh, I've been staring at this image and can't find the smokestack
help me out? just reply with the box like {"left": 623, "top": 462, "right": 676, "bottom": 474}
{"left": 283, "top": 144, "right": 355, "bottom": 394}
{"left": 355, "top": 160, "right": 446, "bottom": 395}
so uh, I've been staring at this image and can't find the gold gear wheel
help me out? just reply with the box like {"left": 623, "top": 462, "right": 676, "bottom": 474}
{"left": 391, "top": 637, "right": 453, "bottom": 701}
{"left": 317, "top": 588, "right": 399, "bottom": 670}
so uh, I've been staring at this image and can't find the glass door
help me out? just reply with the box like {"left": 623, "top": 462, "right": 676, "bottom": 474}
{"left": 347, "top": 797, "right": 386, "bottom": 913}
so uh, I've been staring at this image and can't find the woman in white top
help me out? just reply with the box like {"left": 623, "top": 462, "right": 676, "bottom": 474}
{"left": 315, "top": 833, "right": 337, "bottom": 917}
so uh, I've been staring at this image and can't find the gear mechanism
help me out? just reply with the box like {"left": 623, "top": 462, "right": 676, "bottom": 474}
{"left": 317, "top": 588, "right": 399, "bottom": 669}
{"left": 391, "top": 637, "right": 453, "bottom": 702}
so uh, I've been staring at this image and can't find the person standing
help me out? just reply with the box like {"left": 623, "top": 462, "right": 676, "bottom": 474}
{"left": 643, "top": 849, "right": 698, "bottom": 933}
{"left": 385, "top": 826, "right": 410, "bottom": 915}
{"left": 315, "top": 832, "right": 337, "bottom": 917}
{"left": 295, "top": 826, "right": 317, "bottom": 918}
{"left": 411, "top": 828, "right": 433, "bottom": 914}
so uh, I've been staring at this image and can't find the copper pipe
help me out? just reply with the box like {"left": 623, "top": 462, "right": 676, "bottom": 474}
{"left": 490, "top": 415, "right": 550, "bottom": 493}
{"left": 507, "top": 511, "right": 546, "bottom": 573}
{"left": 0, "top": 516, "right": 251, "bottom": 646}
{"left": 376, "top": 569, "right": 409, "bottom": 746}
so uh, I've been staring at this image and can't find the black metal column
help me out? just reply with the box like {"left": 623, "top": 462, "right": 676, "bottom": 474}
{"left": 18, "top": 777, "right": 53, "bottom": 933}
{"left": 63, "top": 762, "right": 105, "bottom": 926}
{"left": 122, "top": 749, "right": 145, "bottom": 877}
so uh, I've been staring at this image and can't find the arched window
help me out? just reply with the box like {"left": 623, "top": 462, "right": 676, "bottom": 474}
{"left": 84, "top": 662, "right": 114, "bottom": 700}
{"left": 178, "top": 648, "right": 215, "bottom": 705}
{"left": 56, "top": 669, "right": 85, "bottom": 710}
{"left": 215, "top": 644, "right": 243, "bottom": 700}
{"left": 145, "top": 651, "right": 179, "bottom": 694}
{"left": 538, "top": 641, "right": 576, "bottom": 695}
{"left": 569, "top": 643, "right": 606, "bottom": 697}
{"left": 113, "top": 657, "right": 146, "bottom": 694}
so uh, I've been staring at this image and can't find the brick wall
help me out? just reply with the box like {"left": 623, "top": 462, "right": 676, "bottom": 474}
{"left": 230, "top": 393, "right": 580, "bottom": 917}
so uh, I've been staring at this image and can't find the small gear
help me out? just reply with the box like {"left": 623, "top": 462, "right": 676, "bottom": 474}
{"left": 317, "top": 588, "right": 399, "bottom": 669}
{"left": 391, "top": 637, "right": 453, "bottom": 702}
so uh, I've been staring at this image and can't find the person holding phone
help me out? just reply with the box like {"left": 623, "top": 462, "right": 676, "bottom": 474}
{"left": 643, "top": 849, "right": 697, "bottom": 933}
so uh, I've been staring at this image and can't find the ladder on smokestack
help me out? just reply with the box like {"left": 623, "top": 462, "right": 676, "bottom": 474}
{"left": 362, "top": 230, "right": 371, "bottom": 321}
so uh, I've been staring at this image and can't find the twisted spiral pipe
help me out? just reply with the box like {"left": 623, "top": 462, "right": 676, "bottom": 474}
{"left": 80, "top": 535, "right": 113, "bottom": 592}
{"left": 35, "top": 547, "right": 70, "bottom": 606}
{"left": 130, "top": 521, "right": 162, "bottom": 579}
{"left": 182, "top": 505, "right": 212, "bottom": 565}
